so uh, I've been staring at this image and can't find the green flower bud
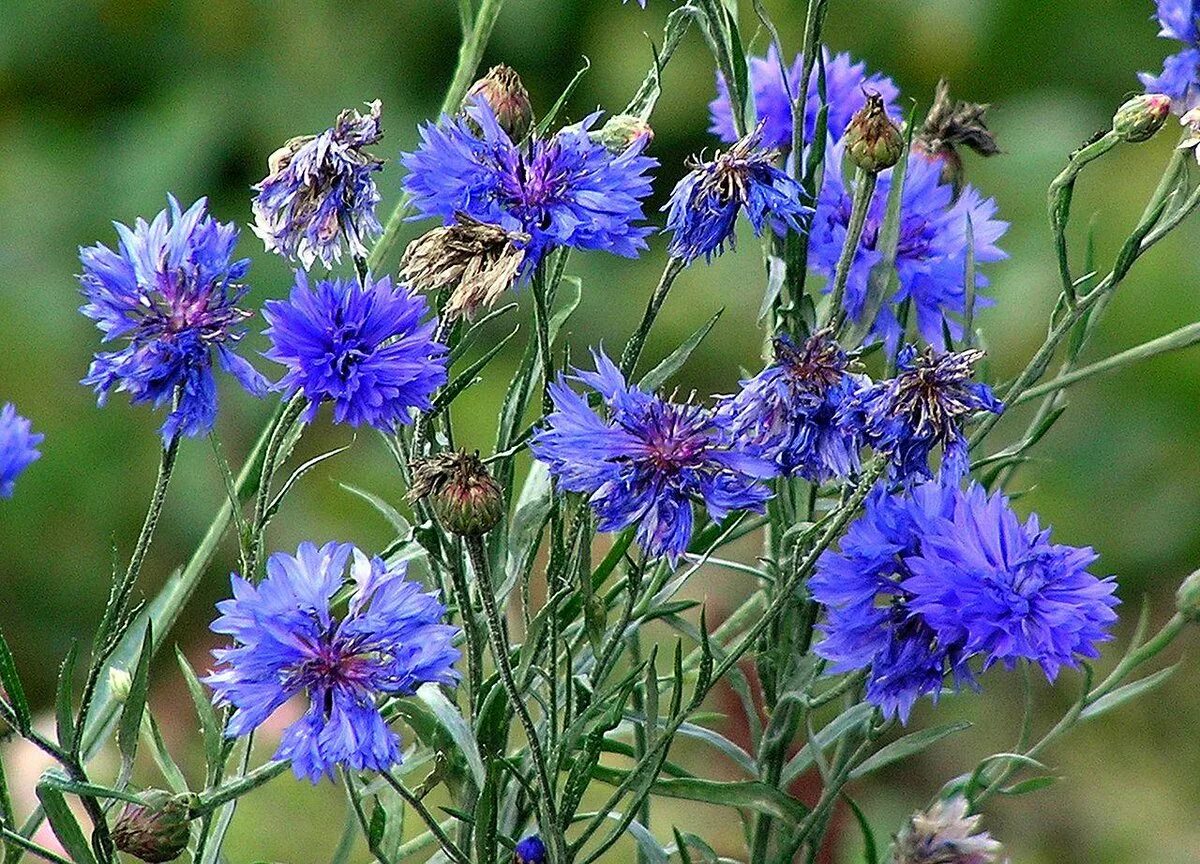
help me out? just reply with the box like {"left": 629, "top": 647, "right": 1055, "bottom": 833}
{"left": 112, "top": 790, "right": 192, "bottom": 863}
{"left": 1112, "top": 93, "right": 1171, "bottom": 143}
{"left": 1176, "top": 569, "right": 1200, "bottom": 623}
{"left": 409, "top": 451, "right": 505, "bottom": 537}
{"left": 593, "top": 114, "right": 654, "bottom": 153}
{"left": 844, "top": 92, "right": 904, "bottom": 173}
{"left": 465, "top": 64, "right": 534, "bottom": 142}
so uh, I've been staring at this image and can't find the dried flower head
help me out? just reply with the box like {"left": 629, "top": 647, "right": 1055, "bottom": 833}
{"left": 466, "top": 64, "right": 534, "bottom": 142}
{"left": 401, "top": 214, "right": 529, "bottom": 320}
{"left": 892, "top": 797, "right": 1002, "bottom": 864}
{"left": 915, "top": 80, "right": 1000, "bottom": 190}
{"left": 409, "top": 450, "right": 505, "bottom": 537}
{"left": 112, "top": 790, "right": 193, "bottom": 863}
{"left": 845, "top": 91, "right": 905, "bottom": 173}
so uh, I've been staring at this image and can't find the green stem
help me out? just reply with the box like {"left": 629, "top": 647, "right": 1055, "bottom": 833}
{"left": 824, "top": 169, "right": 877, "bottom": 332}
{"left": 379, "top": 772, "right": 470, "bottom": 864}
{"left": 191, "top": 761, "right": 290, "bottom": 815}
{"left": 1048, "top": 131, "right": 1120, "bottom": 304}
{"left": 619, "top": 257, "right": 687, "bottom": 379}
{"left": 0, "top": 830, "right": 73, "bottom": 864}
{"left": 247, "top": 394, "right": 307, "bottom": 581}
{"left": 530, "top": 264, "right": 556, "bottom": 416}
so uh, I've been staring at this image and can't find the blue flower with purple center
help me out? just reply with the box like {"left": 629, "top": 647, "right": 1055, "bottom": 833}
{"left": 403, "top": 102, "right": 656, "bottom": 274}
{"left": 0, "top": 404, "right": 42, "bottom": 499}
{"left": 710, "top": 46, "right": 900, "bottom": 151}
{"left": 252, "top": 100, "right": 384, "bottom": 269}
{"left": 664, "top": 127, "right": 810, "bottom": 263}
{"left": 205, "top": 541, "right": 460, "bottom": 783}
{"left": 849, "top": 345, "right": 1002, "bottom": 482}
{"left": 263, "top": 272, "right": 448, "bottom": 432}
{"left": 1139, "top": 0, "right": 1200, "bottom": 112}
{"left": 531, "top": 349, "right": 776, "bottom": 563}
{"left": 809, "top": 141, "right": 1008, "bottom": 351}
{"left": 716, "top": 331, "right": 867, "bottom": 482}
{"left": 79, "top": 196, "right": 268, "bottom": 442}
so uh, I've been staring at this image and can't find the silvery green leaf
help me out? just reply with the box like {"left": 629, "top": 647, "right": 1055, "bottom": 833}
{"left": 850, "top": 721, "right": 972, "bottom": 780}
{"left": 416, "top": 683, "right": 486, "bottom": 789}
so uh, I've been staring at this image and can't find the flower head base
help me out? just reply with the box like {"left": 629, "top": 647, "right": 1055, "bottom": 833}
{"left": 409, "top": 450, "right": 505, "bottom": 537}
{"left": 716, "top": 331, "right": 867, "bottom": 481}
{"left": 252, "top": 101, "right": 384, "bottom": 269}
{"left": 79, "top": 196, "right": 267, "bottom": 442}
{"left": 465, "top": 65, "right": 534, "bottom": 142}
{"left": 594, "top": 114, "right": 655, "bottom": 153}
{"left": 853, "top": 346, "right": 1002, "bottom": 481}
{"left": 404, "top": 102, "right": 656, "bottom": 274}
{"left": 0, "top": 404, "right": 42, "bottom": 499}
{"left": 892, "top": 797, "right": 1002, "bottom": 864}
{"left": 263, "top": 272, "right": 447, "bottom": 432}
{"left": 400, "top": 214, "right": 529, "bottom": 321}
{"left": 514, "top": 836, "right": 547, "bottom": 864}
{"left": 1113, "top": 93, "right": 1172, "bottom": 142}
{"left": 532, "top": 350, "right": 776, "bottom": 563}
{"left": 206, "top": 542, "right": 460, "bottom": 783}
{"left": 915, "top": 80, "right": 1000, "bottom": 191}
{"left": 845, "top": 92, "right": 905, "bottom": 173}
{"left": 1140, "top": 1, "right": 1200, "bottom": 113}
{"left": 664, "top": 126, "right": 810, "bottom": 263}
{"left": 710, "top": 46, "right": 900, "bottom": 152}
{"left": 112, "top": 790, "right": 192, "bottom": 863}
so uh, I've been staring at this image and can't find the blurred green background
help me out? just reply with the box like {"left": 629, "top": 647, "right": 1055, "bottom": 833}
{"left": 2, "top": 1, "right": 1199, "bottom": 861}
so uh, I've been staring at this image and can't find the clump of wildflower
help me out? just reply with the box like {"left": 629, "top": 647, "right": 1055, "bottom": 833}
{"left": 400, "top": 214, "right": 529, "bottom": 320}
{"left": 904, "top": 483, "right": 1119, "bottom": 680}
{"left": 514, "top": 836, "right": 547, "bottom": 864}
{"left": 892, "top": 797, "right": 1002, "bottom": 864}
{"left": 715, "top": 331, "right": 867, "bottom": 481}
{"left": 1113, "top": 93, "right": 1172, "bottom": 142}
{"left": 79, "top": 196, "right": 267, "bottom": 442}
{"left": 808, "top": 143, "right": 1008, "bottom": 351}
{"left": 409, "top": 450, "right": 505, "bottom": 537}
{"left": 850, "top": 346, "right": 1002, "bottom": 481}
{"left": 404, "top": 101, "right": 656, "bottom": 274}
{"left": 0, "top": 404, "right": 42, "bottom": 499}
{"left": 1139, "top": 0, "right": 1200, "bottom": 113}
{"left": 664, "top": 126, "right": 810, "bottom": 263}
{"left": 111, "top": 790, "right": 192, "bottom": 863}
{"left": 465, "top": 65, "right": 533, "bottom": 141}
{"left": 710, "top": 46, "right": 900, "bottom": 151}
{"left": 206, "top": 542, "right": 460, "bottom": 782}
{"left": 252, "top": 101, "right": 384, "bottom": 269}
{"left": 914, "top": 80, "right": 1000, "bottom": 191}
{"left": 531, "top": 350, "right": 776, "bottom": 563}
{"left": 845, "top": 91, "right": 905, "bottom": 173}
{"left": 262, "top": 272, "right": 447, "bottom": 431}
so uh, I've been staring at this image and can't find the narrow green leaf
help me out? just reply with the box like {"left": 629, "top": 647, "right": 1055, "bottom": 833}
{"left": 117, "top": 623, "right": 154, "bottom": 776}
{"left": 533, "top": 57, "right": 591, "bottom": 140}
{"left": 264, "top": 444, "right": 352, "bottom": 521}
{"left": 432, "top": 325, "right": 519, "bottom": 414}
{"left": 638, "top": 310, "right": 723, "bottom": 393}
{"left": 591, "top": 767, "right": 808, "bottom": 823}
{"left": 782, "top": 702, "right": 874, "bottom": 785}
{"left": 1080, "top": 665, "right": 1177, "bottom": 720}
{"left": 36, "top": 773, "right": 143, "bottom": 806}
{"left": 141, "top": 710, "right": 190, "bottom": 794}
{"left": 0, "top": 633, "right": 31, "bottom": 734}
{"left": 55, "top": 642, "right": 78, "bottom": 753}
{"left": 416, "top": 683, "right": 486, "bottom": 789}
{"left": 850, "top": 721, "right": 972, "bottom": 780}
{"left": 175, "top": 648, "right": 223, "bottom": 780}
{"left": 449, "top": 302, "right": 518, "bottom": 364}
{"left": 842, "top": 793, "right": 879, "bottom": 864}
{"left": 999, "top": 775, "right": 1058, "bottom": 796}
{"left": 601, "top": 811, "right": 669, "bottom": 864}
{"left": 340, "top": 483, "right": 411, "bottom": 535}
{"left": 35, "top": 781, "right": 97, "bottom": 864}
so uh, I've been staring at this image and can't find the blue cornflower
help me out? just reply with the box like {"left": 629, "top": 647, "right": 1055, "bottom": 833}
{"left": 0, "top": 404, "right": 42, "bottom": 499}
{"left": 664, "top": 127, "right": 810, "bottom": 263}
{"left": 403, "top": 102, "right": 656, "bottom": 274}
{"left": 531, "top": 350, "right": 776, "bottom": 563}
{"left": 715, "top": 331, "right": 867, "bottom": 482}
{"left": 904, "top": 483, "right": 1119, "bottom": 681}
{"left": 850, "top": 345, "right": 1002, "bottom": 481}
{"left": 205, "top": 541, "right": 460, "bottom": 783}
{"left": 1140, "top": 0, "right": 1200, "bottom": 112}
{"left": 262, "top": 272, "right": 447, "bottom": 432}
{"left": 809, "top": 140, "right": 1008, "bottom": 351}
{"left": 811, "top": 479, "right": 975, "bottom": 722}
{"left": 514, "top": 836, "right": 547, "bottom": 864}
{"left": 79, "top": 196, "right": 268, "bottom": 442}
{"left": 252, "top": 101, "right": 384, "bottom": 269}
{"left": 710, "top": 46, "right": 900, "bottom": 151}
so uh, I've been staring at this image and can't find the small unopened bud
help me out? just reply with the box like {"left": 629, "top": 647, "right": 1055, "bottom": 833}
{"left": 108, "top": 668, "right": 133, "bottom": 704}
{"left": 845, "top": 92, "right": 904, "bottom": 173}
{"left": 514, "top": 835, "right": 547, "bottom": 864}
{"left": 593, "top": 114, "right": 654, "bottom": 152}
{"left": 112, "top": 790, "right": 192, "bottom": 863}
{"left": 1113, "top": 93, "right": 1171, "bottom": 143}
{"left": 466, "top": 64, "right": 534, "bottom": 142}
{"left": 1176, "top": 569, "right": 1200, "bottom": 622}
{"left": 892, "top": 796, "right": 1001, "bottom": 864}
{"left": 409, "top": 451, "right": 504, "bottom": 537}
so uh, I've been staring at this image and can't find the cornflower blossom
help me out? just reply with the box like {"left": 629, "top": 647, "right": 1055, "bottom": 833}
{"left": 0, "top": 404, "right": 42, "bottom": 499}
{"left": 664, "top": 127, "right": 809, "bottom": 263}
{"left": 79, "top": 196, "right": 267, "bottom": 442}
{"left": 1140, "top": 0, "right": 1200, "bottom": 113}
{"left": 715, "top": 331, "right": 867, "bottom": 481}
{"left": 262, "top": 273, "right": 447, "bottom": 432}
{"left": 403, "top": 101, "right": 656, "bottom": 275}
{"left": 206, "top": 542, "right": 460, "bottom": 782}
{"left": 531, "top": 350, "right": 776, "bottom": 563}
{"left": 808, "top": 141, "right": 1008, "bottom": 351}
{"left": 709, "top": 46, "right": 900, "bottom": 151}
{"left": 252, "top": 101, "right": 384, "bottom": 269}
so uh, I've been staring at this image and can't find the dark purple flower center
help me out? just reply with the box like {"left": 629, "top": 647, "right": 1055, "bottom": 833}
{"left": 630, "top": 403, "right": 711, "bottom": 475}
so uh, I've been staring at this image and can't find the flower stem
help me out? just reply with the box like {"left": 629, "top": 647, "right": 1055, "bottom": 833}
{"left": 191, "top": 761, "right": 290, "bottom": 816}
{"left": 824, "top": 168, "right": 877, "bottom": 333}
{"left": 619, "top": 256, "right": 686, "bottom": 379}
{"left": 379, "top": 772, "right": 470, "bottom": 864}
{"left": 247, "top": 394, "right": 307, "bottom": 581}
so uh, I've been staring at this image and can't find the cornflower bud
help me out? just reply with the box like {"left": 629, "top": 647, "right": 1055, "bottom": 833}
{"left": 409, "top": 451, "right": 504, "bottom": 537}
{"left": 892, "top": 796, "right": 1002, "bottom": 864}
{"left": 845, "top": 91, "right": 904, "bottom": 173}
{"left": 1112, "top": 93, "right": 1171, "bottom": 143}
{"left": 466, "top": 64, "right": 534, "bottom": 141}
{"left": 112, "top": 790, "right": 193, "bottom": 863}
{"left": 108, "top": 668, "right": 133, "bottom": 703}
{"left": 1176, "top": 568, "right": 1200, "bottom": 623}
{"left": 593, "top": 114, "right": 654, "bottom": 152}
